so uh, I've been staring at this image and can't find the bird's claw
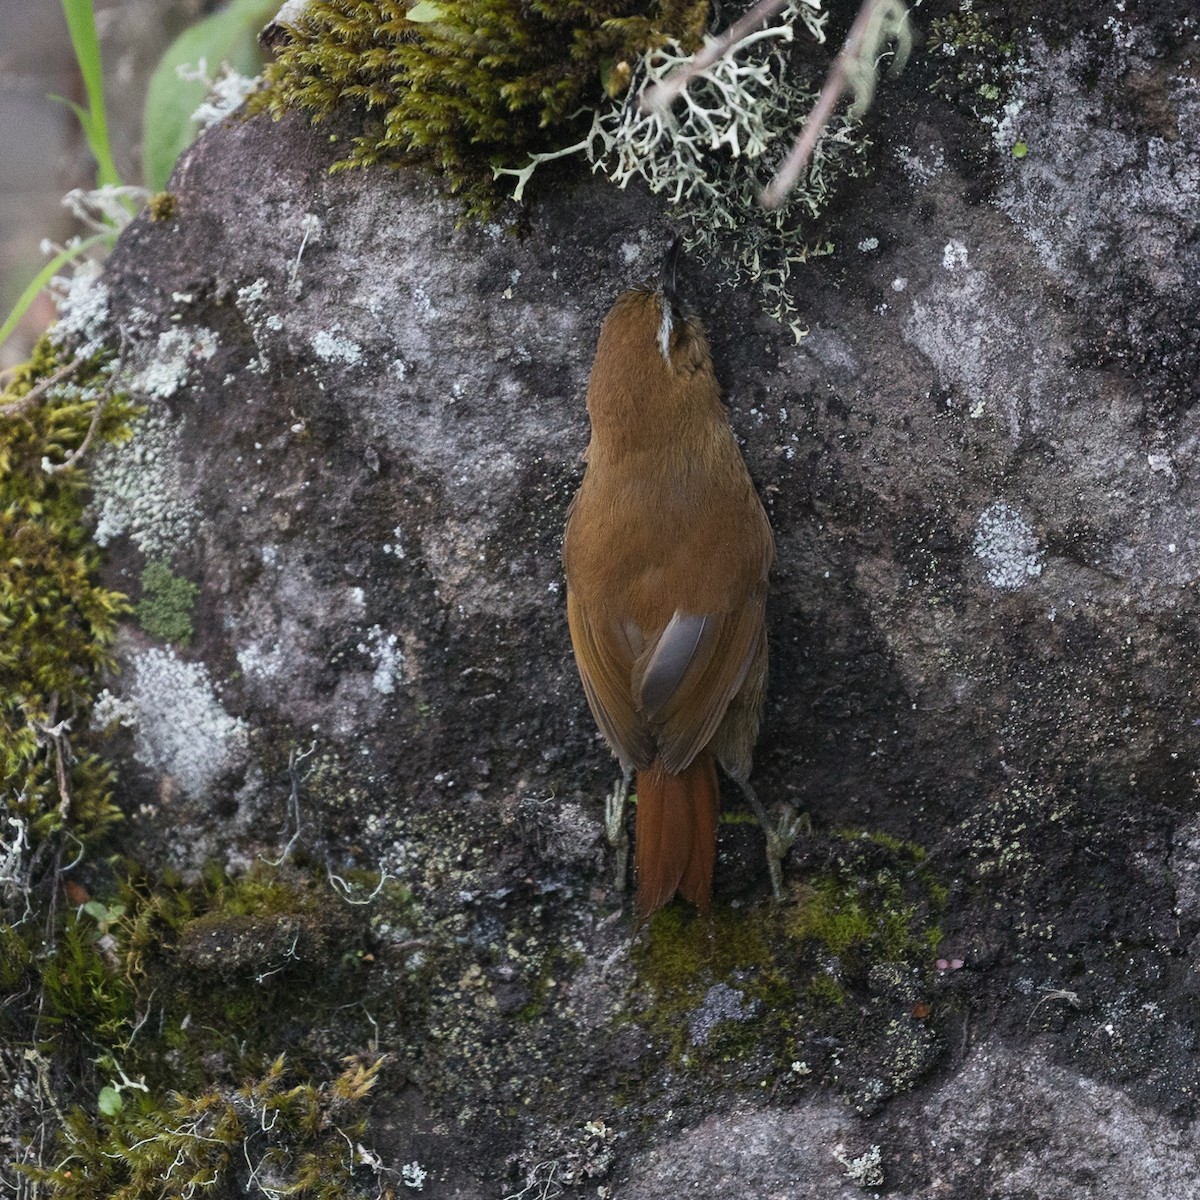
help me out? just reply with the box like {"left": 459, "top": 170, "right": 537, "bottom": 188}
{"left": 763, "top": 803, "right": 809, "bottom": 902}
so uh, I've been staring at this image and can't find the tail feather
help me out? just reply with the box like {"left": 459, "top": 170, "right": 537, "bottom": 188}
{"left": 635, "top": 752, "right": 719, "bottom": 917}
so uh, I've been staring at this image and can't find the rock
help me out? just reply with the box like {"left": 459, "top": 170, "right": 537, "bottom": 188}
{"left": 48, "top": 1, "right": 1200, "bottom": 1191}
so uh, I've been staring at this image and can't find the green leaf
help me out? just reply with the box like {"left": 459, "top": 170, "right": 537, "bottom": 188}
{"left": 58, "top": 0, "right": 122, "bottom": 188}
{"left": 98, "top": 1085, "right": 124, "bottom": 1117}
{"left": 142, "top": 0, "right": 278, "bottom": 191}
{"left": 1012, "top": 141, "right": 1028, "bottom": 159}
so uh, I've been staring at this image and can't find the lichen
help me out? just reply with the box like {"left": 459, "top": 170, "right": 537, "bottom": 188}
{"left": 89, "top": 404, "right": 194, "bottom": 556}
{"left": 98, "top": 647, "right": 249, "bottom": 800}
{"left": 253, "top": 0, "right": 711, "bottom": 217}
{"left": 973, "top": 502, "right": 1043, "bottom": 590}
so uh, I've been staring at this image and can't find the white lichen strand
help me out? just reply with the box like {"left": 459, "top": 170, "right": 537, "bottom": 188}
{"left": 494, "top": 0, "right": 864, "bottom": 337}
{"left": 179, "top": 61, "right": 260, "bottom": 130}
{"left": 121, "top": 648, "right": 249, "bottom": 800}
{"left": 973, "top": 502, "right": 1043, "bottom": 589}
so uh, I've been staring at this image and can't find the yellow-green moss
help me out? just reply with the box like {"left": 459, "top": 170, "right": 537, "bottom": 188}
{"left": 0, "top": 337, "right": 136, "bottom": 841}
{"left": 135, "top": 560, "right": 198, "bottom": 646}
{"left": 629, "top": 830, "right": 945, "bottom": 1075}
{"left": 252, "top": 0, "right": 709, "bottom": 216}
{"left": 19, "top": 1053, "right": 387, "bottom": 1199}
{"left": 146, "top": 191, "right": 178, "bottom": 222}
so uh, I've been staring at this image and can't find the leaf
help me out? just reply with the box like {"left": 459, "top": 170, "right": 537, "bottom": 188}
{"left": 97, "top": 1085, "right": 124, "bottom": 1117}
{"left": 59, "top": 0, "right": 122, "bottom": 187}
{"left": 142, "top": 0, "right": 279, "bottom": 191}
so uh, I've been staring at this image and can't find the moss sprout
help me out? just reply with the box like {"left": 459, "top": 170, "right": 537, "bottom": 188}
{"left": 135, "top": 560, "right": 199, "bottom": 646}
{"left": 0, "top": 337, "right": 136, "bottom": 842}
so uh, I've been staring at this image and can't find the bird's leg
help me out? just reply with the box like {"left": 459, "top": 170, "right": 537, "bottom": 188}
{"left": 736, "top": 779, "right": 809, "bottom": 901}
{"left": 604, "top": 766, "right": 633, "bottom": 894}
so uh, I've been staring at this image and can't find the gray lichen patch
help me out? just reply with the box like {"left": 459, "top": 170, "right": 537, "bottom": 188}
{"left": 996, "top": 36, "right": 1199, "bottom": 295}
{"left": 973, "top": 503, "right": 1043, "bottom": 590}
{"left": 48, "top": 261, "right": 110, "bottom": 355}
{"left": 132, "top": 325, "right": 220, "bottom": 400}
{"left": 88, "top": 405, "right": 194, "bottom": 555}
{"left": 99, "top": 645, "right": 249, "bottom": 800}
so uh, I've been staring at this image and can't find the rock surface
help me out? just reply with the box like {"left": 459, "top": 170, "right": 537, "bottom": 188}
{"left": 65, "top": 2, "right": 1200, "bottom": 1194}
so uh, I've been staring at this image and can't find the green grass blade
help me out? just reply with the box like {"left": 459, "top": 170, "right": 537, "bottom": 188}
{"left": 0, "top": 233, "right": 113, "bottom": 352}
{"left": 59, "top": 0, "right": 122, "bottom": 187}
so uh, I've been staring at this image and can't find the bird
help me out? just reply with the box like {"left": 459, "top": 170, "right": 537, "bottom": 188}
{"left": 562, "top": 239, "right": 802, "bottom": 917}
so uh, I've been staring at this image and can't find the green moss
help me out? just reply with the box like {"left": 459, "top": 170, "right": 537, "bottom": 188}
{"left": 19, "top": 1053, "right": 387, "bottom": 1199}
{"left": 928, "top": 4, "right": 1018, "bottom": 118}
{"left": 252, "top": 0, "right": 709, "bottom": 216}
{"left": 631, "top": 905, "right": 796, "bottom": 1063}
{"left": 134, "top": 560, "right": 198, "bottom": 645}
{"left": 786, "top": 831, "right": 943, "bottom": 968}
{"left": 1, "top": 337, "right": 136, "bottom": 841}
{"left": 629, "top": 830, "right": 945, "bottom": 1081}
{"left": 146, "top": 191, "right": 178, "bottom": 221}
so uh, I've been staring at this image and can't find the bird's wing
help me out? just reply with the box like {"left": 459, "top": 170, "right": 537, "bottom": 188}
{"left": 566, "top": 587, "right": 656, "bottom": 770}
{"left": 631, "top": 585, "right": 767, "bottom": 775}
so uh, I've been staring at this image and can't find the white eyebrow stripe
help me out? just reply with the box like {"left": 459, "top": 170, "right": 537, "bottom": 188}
{"left": 657, "top": 300, "right": 673, "bottom": 364}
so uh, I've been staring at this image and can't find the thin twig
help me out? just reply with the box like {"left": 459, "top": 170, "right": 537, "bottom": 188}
{"left": 43, "top": 389, "right": 108, "bottom": 474}
{"left": 761, "top": 0, "right": 911, "bottom": 208}
{"left": 640, "top": 0, "right": 793, "bottom": 115}
{"left": 0, "top": 356, "right": 88, "bottom": 417}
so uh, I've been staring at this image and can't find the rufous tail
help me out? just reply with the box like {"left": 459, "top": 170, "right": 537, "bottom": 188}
{"left": 635, "top": 752, "right": 719, "bottom": 918}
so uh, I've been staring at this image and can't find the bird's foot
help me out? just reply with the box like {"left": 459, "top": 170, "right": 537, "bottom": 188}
{"left": 736, "top": 779, "right": 808, "bottom": 901}
{"left": 762, "top": 803, "right": 810, "bottom": 902}
{"left": 604, "top": 771, "right": 632, "bottom": 894}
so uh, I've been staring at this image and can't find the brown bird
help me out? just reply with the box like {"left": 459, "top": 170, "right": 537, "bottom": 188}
{"left": 563, "top": 240, "right": 800, "bottom": 917}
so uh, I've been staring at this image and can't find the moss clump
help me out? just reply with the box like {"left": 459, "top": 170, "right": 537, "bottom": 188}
{"left": 146, "top": 191, "right": 178, "bottom": 222}
{"left": 135, "top": 560, "right": 198, "bottom": 646}
{"left": 253, "top": 0, "right": 709, "bottom": 215}
{"left": 20, "top": 1053, "right": 388, "bottom": 1199}
{"left": 0, "top": 337, "right": 136, "bottom": 841}
{"left": 928, "top": 4, "right": 1018, "bottom": 117}
{"left": 4, "top": 856, "right": 403, "bottom": 1196}
{"left": 628, "top": 830, "right": 945, "bottom": 1096}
